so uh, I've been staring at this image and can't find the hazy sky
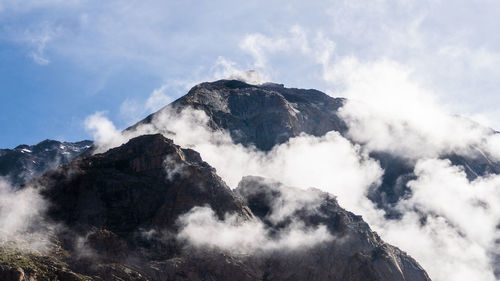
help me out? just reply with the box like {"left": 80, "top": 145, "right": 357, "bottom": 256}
{"left": 1, "top": 0, "right": 500, "bottom": 148}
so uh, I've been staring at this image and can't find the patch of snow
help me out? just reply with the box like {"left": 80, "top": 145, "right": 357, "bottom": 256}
{"left": 21, "top": 149, "right": 32, "bottom": 153}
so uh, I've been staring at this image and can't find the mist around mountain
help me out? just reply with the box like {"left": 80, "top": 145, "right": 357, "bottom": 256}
{"left": 2, "top": 79, "right": 500, "bottom": 280}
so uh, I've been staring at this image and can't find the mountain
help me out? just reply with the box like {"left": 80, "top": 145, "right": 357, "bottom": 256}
{"left": 0, "top": 139, "right": 92, "bottom": 186}
{"left": 0, "top": 134, "right": 430, "bottom": 281}
{"left": 131, "top": 80, "right": 347, "bottom": 151}
{"left": 5, "top": 78, "right": 499, "bottom": 279}
{"left": 132, "top": 79, "right": 500, "bottom": 215}
{"left": 4, "top": 79, "right": 497, "bottom": 209}
{"left": 4, "top": 78, "right": 500, "bottom": 280}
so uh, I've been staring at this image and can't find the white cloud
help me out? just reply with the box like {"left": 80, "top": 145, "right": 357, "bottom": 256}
{"left": 238, "top": 177, "right": 325, "bottom": 224}
{"left": 89, "top": 63, "right": 500, "bottom": 280}
{"left": 177, "top": 206, "right": 333, "bottom": 254}
{"left": 378, "top": 211, "right": 496, "bottom": 281}
{"left": 84, "top": 111, "right": 123, "bottom": 152}
{"left": 85, "top": 106, "right": 383, "bottom": 219}
{"left": 320, "top": 57, "right": 498, "bottom": 160}
{"left": 69, "top": 4, "right": 500, "bottom": 280}
{"left": 21, "top": 22, "right": 62, "bottom": 65}
{"left": 145, "top": 85, "right": 172, "bottom": 113}
{"left": 210, "top": 56, "right": 267, "bottom": 85}
{"left": 372, "top": 158, "right": 500, "bottom": 281}
{"left": 0, "top": 178, "right": 45, "bottom": 236}
{"left": 83, "top": 96, "right": 500, "bottom": 281}
{"left": 0, "top": 177, "right": 52, "bottom": 252}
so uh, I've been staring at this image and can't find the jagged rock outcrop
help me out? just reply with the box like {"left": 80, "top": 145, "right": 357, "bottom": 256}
{"left": 0, "top": 139, "right": 92, "bottom": 186}
{"left": 1, "top": 134, "right": 430, "bottom": 280}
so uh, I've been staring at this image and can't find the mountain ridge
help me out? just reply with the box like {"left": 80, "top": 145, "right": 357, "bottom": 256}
{"left": 0, "top": 139, "right": 92, "bottom": 186}
{"left": 1, "top": 133, "right": 431, "bottom": 281}
{"left": 3, "top": 78, "right": 498, "bottom": 280}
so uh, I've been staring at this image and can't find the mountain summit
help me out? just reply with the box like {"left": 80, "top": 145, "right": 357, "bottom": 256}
{"left": 133, "top": 79, "right": 347, "bottom": 151}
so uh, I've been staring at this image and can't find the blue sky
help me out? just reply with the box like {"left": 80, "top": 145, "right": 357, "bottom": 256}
{"left": 1, "top": 0, "right": 500, "bottom": 148}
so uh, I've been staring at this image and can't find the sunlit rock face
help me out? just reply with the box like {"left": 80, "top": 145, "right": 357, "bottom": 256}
{"left": 133, "top": 79, "right": 347, "bottom": 151}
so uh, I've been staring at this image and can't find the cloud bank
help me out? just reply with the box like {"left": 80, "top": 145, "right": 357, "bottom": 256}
{"left": 0, "top": 177, "right": 53, "bottom": 252}
{"left": 84, "top": 60, "right": 500, "bottom": 281}
{"left": 177, "top": 206, "right": 333, "bottom": 255}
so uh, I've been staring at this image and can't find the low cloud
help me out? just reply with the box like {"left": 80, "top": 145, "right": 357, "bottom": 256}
{"left": 0, "top": 177, "right": 53, "bottom": 252}
{"left": 85, "top": 107, "right": 382, "bottom": 215}
{"left": 236, "top": 177, "right": 326, "bottom": 224}
{"left": 84, "top": 111, "right": 124, "bottom": 153}
{"left": 82, "top": 55, "right": 500, "bottom": 281}
{"left": 323, "top": 57, "right": 500, "bottom": 161}
{"left": 211, "top": 57, "right": 266, "bottom": 85}
{"left": 373, "top": 158, "right": 500, "bottom": 281}
{"left": 0, "top": 178, "right": 45, "bottom": 236}
{"left": 164, "top": 154, "right": 187, "bottom": 181}
{"left": 318, "top": 56, "right": 500, "bottom": 280}
{"left": 177, "top": 206, "right": 333, "bottom": 255}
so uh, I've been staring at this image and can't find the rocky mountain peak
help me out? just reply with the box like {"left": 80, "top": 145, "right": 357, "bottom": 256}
{"left": 35, "top": 134, "right": 252, "bottom": 235}
{"left": 132, "top": 79, "right": 347, "bottom": 151}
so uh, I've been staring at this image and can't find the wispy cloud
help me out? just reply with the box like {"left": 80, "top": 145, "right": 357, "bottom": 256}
{"left": 177, "top": 206, "right": 333, "bottom": 255}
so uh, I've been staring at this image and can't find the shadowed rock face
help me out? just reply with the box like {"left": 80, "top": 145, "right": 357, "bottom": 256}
{"left": 0, "top": 134, "right": 430, "bottom": 280}
{"left": 35, "top": 134, "right": 252, "bottom": 235}
{"left": 0, "top": 139, "right": 92, "bottom": 186}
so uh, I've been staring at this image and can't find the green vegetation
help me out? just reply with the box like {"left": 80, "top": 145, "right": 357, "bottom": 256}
{"left": 0, "top": 246, "right": 88, "bottom": 280}
{"left": 0, "top": 248, "right": 38, "bottom": 270}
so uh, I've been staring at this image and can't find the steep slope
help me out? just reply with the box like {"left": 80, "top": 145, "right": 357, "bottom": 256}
{"left": 0, "top": 139, "right": 92, "bottom": 186}
{"left": 1, "top": 134, "right": 430, "bottom": 281}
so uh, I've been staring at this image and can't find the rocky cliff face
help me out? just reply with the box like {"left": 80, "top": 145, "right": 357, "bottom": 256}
{"left": 0, "top": 134, "right": 430, "bottom": 281}
{"left": 0, "top": 139, "right": 92, "bottom": 186}
{"left": 36, "top": 134, "right": 250, "bottom": 235}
